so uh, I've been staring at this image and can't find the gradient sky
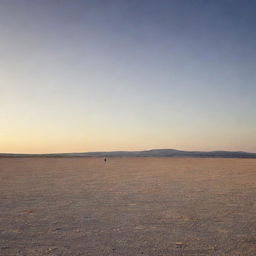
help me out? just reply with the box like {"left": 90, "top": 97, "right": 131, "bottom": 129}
{"left": 1, "top": 0, "right": 256, "bottom": 153}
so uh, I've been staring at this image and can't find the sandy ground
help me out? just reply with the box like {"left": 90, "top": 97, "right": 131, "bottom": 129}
{"left": 0, "top": 157, "right": 256, "bottom": 256}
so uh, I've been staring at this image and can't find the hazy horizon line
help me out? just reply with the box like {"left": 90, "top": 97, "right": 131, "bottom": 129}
{"left": 1, "top": 148, "right": 256, "bottom": 155}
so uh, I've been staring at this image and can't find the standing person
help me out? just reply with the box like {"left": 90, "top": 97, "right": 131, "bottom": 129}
{"left": 104, "top": 157, "right": 107, "bottom": 163}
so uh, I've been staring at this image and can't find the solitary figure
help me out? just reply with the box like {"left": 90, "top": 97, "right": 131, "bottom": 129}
{"left": 104, "top": 157, "right": 107, "bottom": 163}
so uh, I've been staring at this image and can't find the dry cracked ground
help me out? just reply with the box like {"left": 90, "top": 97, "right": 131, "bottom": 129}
{"left": 0, "top": 157, "right": 256, "bottom": 256}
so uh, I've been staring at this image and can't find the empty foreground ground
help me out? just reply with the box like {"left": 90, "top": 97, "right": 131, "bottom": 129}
{"left": 0, "top": 158, "right": 256, "bottom": 256}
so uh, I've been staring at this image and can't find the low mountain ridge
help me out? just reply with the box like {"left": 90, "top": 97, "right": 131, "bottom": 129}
{"left": 1, "top": 149, "right": 256, "bottom": 158}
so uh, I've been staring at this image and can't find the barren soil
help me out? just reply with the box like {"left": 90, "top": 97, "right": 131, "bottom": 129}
{"left": 0, "top": 157, "right": 256, "bottom": 255}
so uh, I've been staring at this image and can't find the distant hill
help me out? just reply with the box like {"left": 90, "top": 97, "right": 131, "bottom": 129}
{"left": 1, "top": 149, "right": 256, "bottom": 158}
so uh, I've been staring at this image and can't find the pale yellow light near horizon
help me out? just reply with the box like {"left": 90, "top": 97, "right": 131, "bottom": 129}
{"left": 1, "top": 68, "right": 255, "bottom": 153}
{"left": 1, "top": 114, "right": 253, "bottom": 154}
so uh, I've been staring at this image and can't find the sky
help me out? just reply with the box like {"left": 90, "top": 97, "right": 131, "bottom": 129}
{"left": 0, "top": 0, "right": 256, "bottom": 153}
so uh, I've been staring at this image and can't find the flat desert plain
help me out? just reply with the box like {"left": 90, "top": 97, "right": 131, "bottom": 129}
{"left": 0, "top": 157, "right": 256, "bottom": 256}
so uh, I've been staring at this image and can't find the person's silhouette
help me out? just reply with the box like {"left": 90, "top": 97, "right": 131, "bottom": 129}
{"left": 104, "top": 158, "right": 107, "bottom": 162}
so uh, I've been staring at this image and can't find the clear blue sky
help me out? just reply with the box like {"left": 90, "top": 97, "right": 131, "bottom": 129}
{"left": 1, "top": 0, "right": 256, "bottom": 153}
